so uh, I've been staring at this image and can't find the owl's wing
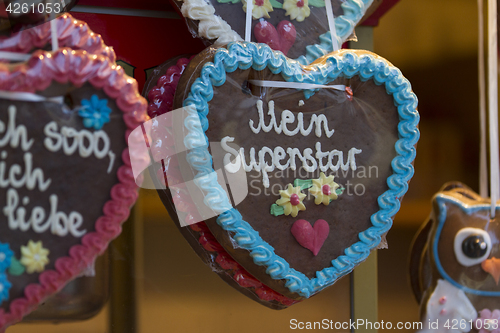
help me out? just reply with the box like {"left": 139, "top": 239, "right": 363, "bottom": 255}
{"left": 418, "top": 279, "right": 477, "bottom": 333}
{"left": 409, "top": 216, "right": 433, "bottom": 302}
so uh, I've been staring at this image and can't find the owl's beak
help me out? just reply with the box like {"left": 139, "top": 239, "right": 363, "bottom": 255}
{"left": 481, "top": 257, "right": 500, "bottom": 284}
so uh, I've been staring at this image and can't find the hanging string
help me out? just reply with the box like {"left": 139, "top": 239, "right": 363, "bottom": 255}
{"left": 324, "top": 0, "right": 339, "bottom": 51}
{"left": 487, "top": 0, "right": 499, "bottom": 217}
{"left": 50, "top": 0, "right": 59, "bottom": 51}
{"left": 0, "top": 51, "right": 30, "bottom": 61}
{"left": 245, "top": 0, "right": 253, "bottom": 42}
{"left": 478, "top": 0, "right": 488, "bottom": 197}
{"left": 0, "top": 90, "right": 63, "bottom": 103}
{"left": 50, "top": 19, "right": 59, "bottom": 51}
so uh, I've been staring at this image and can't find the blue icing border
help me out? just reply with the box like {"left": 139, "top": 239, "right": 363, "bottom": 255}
{"left": 433, "top": 194, "right": 500, "bottom": 297}
{"left": 297, "top": 0, "right": 374, "bottom": 65}
{"left": 182, "top": 41, "right": 420, "bottom": 298}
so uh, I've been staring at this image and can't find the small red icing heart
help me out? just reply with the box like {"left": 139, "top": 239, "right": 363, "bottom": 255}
{"left": 254, "top": 20, "right": 296, "bottom": 55}
{"left": 277, "top": 21, "right": 297, "bottom": 55}
{"left": 291, "top": 219, "right": 330, "bottom": 256}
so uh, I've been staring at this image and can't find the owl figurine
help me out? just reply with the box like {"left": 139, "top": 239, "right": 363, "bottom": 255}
{"left": 409, "top": 182, "right": 500, "bottom": 333}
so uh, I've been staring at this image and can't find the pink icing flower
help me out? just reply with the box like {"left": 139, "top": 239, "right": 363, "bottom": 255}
{"left": 475, "top": 309, "right": 500, "bottom": 333}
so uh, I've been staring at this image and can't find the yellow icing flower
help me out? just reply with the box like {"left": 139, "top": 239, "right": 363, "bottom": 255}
{"left": 20, "top": 240, "right": 50, "bottom": 274}
{"left": 309, "top": 172, "right": 340, "bottom": 205}
{"left": 283, "top": 0, "right": 310, "bottom": 22}
{"left": 276, "top": 184, "right": 306, "bottom": 217}
{"left": 242, "top": 0, "right": 273, "bottom": 19}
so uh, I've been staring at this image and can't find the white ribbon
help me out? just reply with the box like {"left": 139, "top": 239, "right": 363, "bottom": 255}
{"left": 248, "top": 79, "right": 345, "bottom": 91}
{"left": 478, "top": 0, "right": 487, "bottom": 197}
{"left": 325, "top": 0, "right": 339, "bottom": 51}
{"left": 0, "top": 51, "right": 30, "bottom": 61}
{"left": 488, "top": 0, "right": 499, "bottom": 217}
{"left": 50, "top": 0, "right": 59, "bottom": 51}
{"left": 245, "top": 0, "right": 253, "bottom": 42}
{"left": 0, "top": 90, "right": 64, "bottom": 103}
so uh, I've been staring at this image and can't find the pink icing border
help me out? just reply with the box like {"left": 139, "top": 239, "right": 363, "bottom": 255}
{"left": 0, "top": 48, "right": 147, "bottom": 330}
{"left": 148, "top": 57, "right": 300, "bottom": 307}
{"left": 0, "top": 13, "right": 116, "bottom": 62}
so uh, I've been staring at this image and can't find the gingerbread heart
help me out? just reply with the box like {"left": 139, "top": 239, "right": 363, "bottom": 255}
{"left": 0, "top": 48, "right": 147, "bottom": 330}
{"left": 167, "top": 42, "right": 419, "bottom": 300}
{"left": 172, "top": 0, "right": 376, "bottom": 63}
{"left": 0, "top": 13, "right": 115, "bottom": 62}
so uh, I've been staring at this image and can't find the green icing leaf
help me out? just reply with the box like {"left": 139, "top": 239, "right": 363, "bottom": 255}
{"left": 269, "top": 0, "right": 283, "bottom": 8}
{"left": 294, "top": 179, "right": 313, "bottom": 190}
{"left": 270, "top": 204, "right": 285, "bottom": 216}
{"left": 308, "top": 0, "right": 325, "bottom": 7}
{"left": 8, "top": 257, "right": 25, "bottom": 276}
{"left": 217, "top": 0, "right": 241, "bottom": 4}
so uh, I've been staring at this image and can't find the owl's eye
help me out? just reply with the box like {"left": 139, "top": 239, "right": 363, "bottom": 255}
{"left": 462, "top": 235, "right": 488, "bottom": 258}
{"left": 453, "top": 228, "right": 492, "bottom": 267}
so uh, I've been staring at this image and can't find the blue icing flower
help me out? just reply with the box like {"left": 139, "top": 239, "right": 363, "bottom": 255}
{"left": 78, "top": 94, "right": 112, "bottom": 130}
{"left": 0, "top": 273, "right": 11, "bottom": 304}
{"left": 0, "top": 242, "right": 13, "bottom": 272}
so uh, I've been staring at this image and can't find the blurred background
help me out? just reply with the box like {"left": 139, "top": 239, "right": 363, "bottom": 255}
{"left": 8, "top": 0, "right": 489, "bottom": 331}
{"left": 376, "top": 0, "right": 481, "bottom": 327}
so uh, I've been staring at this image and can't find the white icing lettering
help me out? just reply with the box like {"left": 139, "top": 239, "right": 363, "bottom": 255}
{"left": 233, "top": 142, "right": 362, "bottom": 188}
{"left": 43, "top": 121, "right": 115, "bottom": 173}
{"left": 347, "top": 148, "right": 362, "bottom": 171}
{"left": 281, "top": 110, "right": 299, "bottom": 136}
{"left": 258, "top": 147, "right": 275, "bottom": 188}
{"left": 44, "top": 121, "right": 63, "bottom": 151}
{"left": 94, "top": 131, "right": 110, "bottom": 159}
{"left": 0, "top": 105, "right": 34, "bottom": 151}
{"left": 249, "top": 100, "right": 334, "bottom": 138}
{"left": 240, "top": 147, "right": 260, "bottom": 172}
{"left": 312, "top": 114, "right": 335, "bottom": 138}
{"left": 107, "top": 151, "right": 116, "bottom": 174}
{"left": 287, "top": 147, "right": 306, "bottom": 171}
{"left": 221, "top": 136, "right": 241, "bottom": 173}
{"left": 61, "top": 127, "right": 79, "bottom": 155}
{"left": 4, "top": 188, "right": 86, "bottom": 238}
{"left": 274, "top": 146, "right": 289, "bottom": 170}
{"left": 0, "top": 152, "right": 51, "bottom": 191}
{"left": 329, "top": 150, "right": 343, "bottom": 171}
{"left": 224, "top": 99, "right": 362, "bottom": 187}
{"left": 303, "top": 148, "right": 317, "bottom": 172}
{"left": 315, "top": 142, "right": 330, "bottom": 172}
{"left": 79, "top": 130, "right": 94, "bottom": 158}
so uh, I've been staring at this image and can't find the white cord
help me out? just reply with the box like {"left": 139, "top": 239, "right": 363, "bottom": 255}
{"left": 50, "top": 0, "right": 59, "bottom": 51}
{"left": 487, "top": 0, "right": 499, "bottom": 217}
{"left": 245, "top": 0, "right": 253, "bottom": 42}
{"left": 0, "top": 90, "right": 63, "bottom": 103}
{"left": 0, "top": 51, "right": 30, "bottom": 61}
{"left": 248, "top": 80, "right": 345, "bottom": 91}
{"left": 478, "top": 0, "right": 488, "bottom": 198}
{"left": 325, "top": 0, "right": 339, "bottom": 51}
